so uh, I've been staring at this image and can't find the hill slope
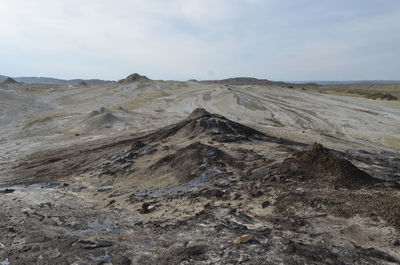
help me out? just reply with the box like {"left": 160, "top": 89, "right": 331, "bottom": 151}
{"left": 0, "top": 74, "right": 113, "bottom": 84}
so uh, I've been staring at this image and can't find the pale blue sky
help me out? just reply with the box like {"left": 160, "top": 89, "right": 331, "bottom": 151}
{"left": 0, "top": 0, "right": 399, "bottom": 81}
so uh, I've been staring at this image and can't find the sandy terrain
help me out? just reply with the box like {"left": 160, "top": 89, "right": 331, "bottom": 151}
{"left": 0, "top": 76, "right": 400, "bottom": 264}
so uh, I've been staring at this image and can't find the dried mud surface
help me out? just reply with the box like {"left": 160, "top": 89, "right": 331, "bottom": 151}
{"left": 1, "top": 80, "right": 400, "bottom": 264}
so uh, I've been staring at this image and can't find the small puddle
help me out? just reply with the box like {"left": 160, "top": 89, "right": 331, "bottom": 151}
{"left": 0, "top": 182, "right": 61, "bottom": 192}
{"left": 136, "top": 170, "right": 217, "bottom": 196}
{"left": 72, "top": 218, "right": 122, "bottom": 236}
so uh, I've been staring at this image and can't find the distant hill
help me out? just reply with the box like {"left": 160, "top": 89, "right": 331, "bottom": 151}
{"left": 118, "top": 73, "right": 150, "bottom": 83}
{"left": 0, "top": 75, "right": 113, "bottom": 85}
{"left": 202, "top": 77, "right": 318, "bottom": 87}
{"left": 202, "top": 77, "right": 289, "bottom": 86}
{"left": 2, "top": 77, "right": 18, "bottom": 84}
{"left": 0, "top": 75, "right": 9, "bottom": 82}
{"left": 293, "top": 80, "right": 400, "bottom": 85}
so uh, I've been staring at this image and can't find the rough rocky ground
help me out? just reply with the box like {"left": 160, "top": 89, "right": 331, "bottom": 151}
{"left": 1, "top": 76, "right": 400, "bottom": 264}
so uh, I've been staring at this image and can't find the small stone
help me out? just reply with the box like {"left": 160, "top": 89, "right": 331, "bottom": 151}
{"left": 0, "top": 242, "right": 4, "bottom": 249}
{"left": 234, "top": 234, "right": 253, "bottom": 244}
{"left": 1, "top": 188, "right": 15, "bottom": 194}
{"left": 147, "top": 205, "right": 156, "bottom": 211}
{"left": 45, "top": 249, "right": 61, "bottom": 259}
{"left": 261, "top": 201, "right": 270, "bottom": 208}
{"left": 239, "top": 253, "right": 251, "bottom": 263}
{"left": 139, "top": 203, "right": 156, "bottom": 214}
{"left": 131, "top": 140, "right": 146, "bottom": 150}
{"left": 20, "top": 245, "right": 32, "bottom": 252}
{"left": 391, "top": 239, "right": 400, "bottom": 246}
{"left": 89, "top": 254, "right": 111, "bottom": 263}
{"left": 98, "top": 185, "right": 113, "bottom": 192}
{"left": 6, "top": 226, "right": 15, "bottom": 233}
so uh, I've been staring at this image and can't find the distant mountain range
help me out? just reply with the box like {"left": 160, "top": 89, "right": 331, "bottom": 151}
{"left": 0, "top": 75, "right": 113, "bottom": 85}
{"left": 1, "top": 74, "right": 399, "bottom": 86}
{"left": 292, "top": 80, "right": 400, "bottom": 85}
{"left": 202, "top": 77, "right": 289, "bottom": 86}
{"left": 203, "top": 77, "right": 400, "bottom": 86}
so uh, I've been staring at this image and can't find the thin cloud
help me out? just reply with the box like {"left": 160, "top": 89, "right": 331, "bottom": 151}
{"left": 0, "top": 0, "right": 399, "bottom": 80}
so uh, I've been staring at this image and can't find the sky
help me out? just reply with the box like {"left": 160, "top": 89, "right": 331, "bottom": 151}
{"left": 0, "top": 0, "right": 399, "bottom": 81}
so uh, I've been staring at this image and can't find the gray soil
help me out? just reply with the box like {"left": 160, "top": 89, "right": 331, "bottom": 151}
{"left": 1, "top": 78, "right": 400, "bottom": 264}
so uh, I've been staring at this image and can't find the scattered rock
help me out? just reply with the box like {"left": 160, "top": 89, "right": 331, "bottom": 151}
{"left": 147, "top": 205, "right": 156, "bottom": 211}
{"left": 0, "top": 242, "right": 4, "bottom": 249}
{"left": 98, "top": 185, "right": 114, "bottom": 192}
{"left": 239, "top": 253, "right": 251, "bottom": 263}
{"left": 235, "top": 234, "right": 253, "bottom": 244}
{"left": 75, "top": 239, "right": 113, "bottom": 249}
{"left": 89, "top": 254, "right": 111, "bottom": 263}
{"left": 45, "top": 248, "right": 61, "bottom": 259}
{"left": 131, "top": 140, "right": 146, "bottom": 150}
{"left": 139, "top": 203, "right": 157, "bottom": 214}
{"left": 261, "top": 201, "right": 270, "bottom": 208}
{"left": 391, "top": 239, "right": 400, "bottom": 246}
{"left": 0, "top": 188, "right": 15, "bottom": 194}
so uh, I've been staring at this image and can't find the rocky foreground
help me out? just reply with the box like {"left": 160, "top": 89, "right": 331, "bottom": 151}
{"left": 1, "top": 108, "right": 400, "bottom": 264}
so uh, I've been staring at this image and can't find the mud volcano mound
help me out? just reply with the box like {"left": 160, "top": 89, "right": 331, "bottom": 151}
{"left": 149, "top": 108, "right": 267, "bottom": 142}
{"left": 276, "top": 143, "right": 377, "bottom": 187}
{"left": 2, "top": 77, "right": 18, "bottom": 84}
{"left": 90, "top": 112, "right": 122, "bottom": 127}
{"left": 118, "top": 73, "right": 149, "bottom": 83}
{"left": 84, "top": 108, "right": 127, "bottom": 130}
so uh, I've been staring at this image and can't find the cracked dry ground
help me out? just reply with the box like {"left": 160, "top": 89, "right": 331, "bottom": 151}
{"left": 1, "top": 109, "right": 400, "bottom": 264}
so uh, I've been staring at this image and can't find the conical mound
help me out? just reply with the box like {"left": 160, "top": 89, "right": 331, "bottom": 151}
{"left": 118, "top": 73, "right": 149, "bottom": 83}
{"left": 275, "top": 143, "right": 377, "bottom": 187}
{"left": 147, "top": 108, "right": 267, "bottom": 142}
{"left": 2, "top": 77, "right": 17, "bottom": 84}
